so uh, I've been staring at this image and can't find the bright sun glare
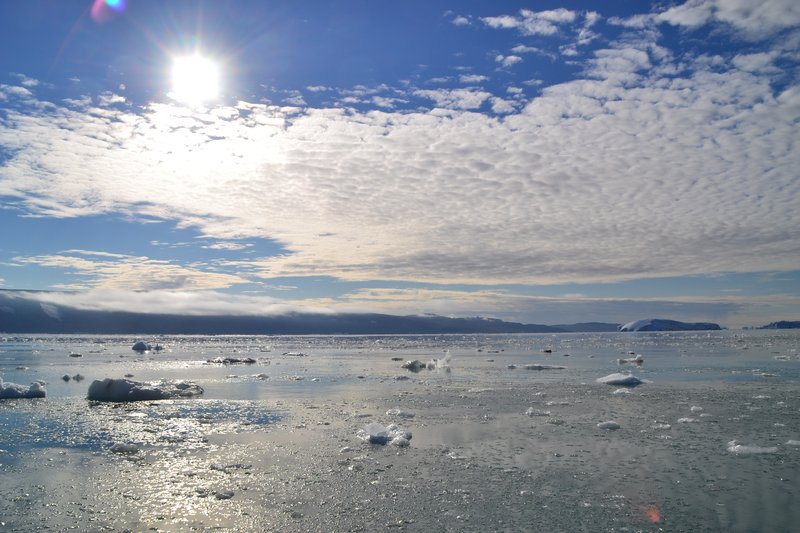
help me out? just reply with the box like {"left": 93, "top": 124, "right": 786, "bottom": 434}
{"left": 170, "top": 55, "right": 220, "bottom": 105}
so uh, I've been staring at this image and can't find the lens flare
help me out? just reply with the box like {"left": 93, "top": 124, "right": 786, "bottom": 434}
{"left": 90, "top": 0, "right": 126, "bottom": 23}
{"left": 643, "top": 504, "right": 661, "bottom": 523}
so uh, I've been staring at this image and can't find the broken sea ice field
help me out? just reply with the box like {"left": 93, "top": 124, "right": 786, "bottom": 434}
{"left": 1, "top": 330, "right": 799, "bottom": 532}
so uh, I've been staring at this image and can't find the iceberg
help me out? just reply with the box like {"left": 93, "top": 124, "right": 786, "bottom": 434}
{"left": 619, "top": 319, "right": 721, "bottom": 332}
{"left": 87, "top": 378, "right": 203, "bottom": 402}
{"left": 132, "top": 341, "right": 151, "bottom": 352}
{"left": 0, "top": 378, "right": 46, "bottom": 399}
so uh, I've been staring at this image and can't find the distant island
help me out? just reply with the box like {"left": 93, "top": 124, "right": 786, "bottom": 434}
{"left": 758, "top": 321, "right": 800, "bottom": 329}
{"left": 618, "top": 318, "right": 722, "bottom": 332}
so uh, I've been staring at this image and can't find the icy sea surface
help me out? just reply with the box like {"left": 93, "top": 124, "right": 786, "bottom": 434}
{"left": 1, "top": 330, "right": 799, "bottom": 532}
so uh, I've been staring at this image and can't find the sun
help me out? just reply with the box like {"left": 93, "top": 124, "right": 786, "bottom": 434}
{"left": 170, "top": 54, "right": 220, "bottom": 105}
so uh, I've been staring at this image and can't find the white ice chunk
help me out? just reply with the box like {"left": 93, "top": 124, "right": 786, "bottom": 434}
{"left": 677, "top": 417, "right": 698, "bottom": 423}
{"left": 690, "top": 406, "right": 704, "bottom": 413}
{"left": 523, "top": 364, "right": 566, "bottom": 370}
{"left": 727, "top": 440, "right": 778, "bottom": 455}
{"left": 612, "top": 388, "right": 632, "bottom": 395}
{"left": 358, "top": 422, "right": 412, "bottom": 446}
{"left": 597, "top": 421, "right": 621, "bottom": 430}
{"left": 87, "top": 378, "right": 203, "bottom": 402}
{"left": 525, "top": 407, "right": 551, "bottom": 417}
{"left": 596, "top": 373, "right": 645, "bottom": 387}
{"left": 386, "top": 408, "right": 415, "bottom": 418}
{"left": 0, "top": 378, "right": 46, "bottom": 399}
{"left": 786, "top": 440, "right": 800, "bottom": 446}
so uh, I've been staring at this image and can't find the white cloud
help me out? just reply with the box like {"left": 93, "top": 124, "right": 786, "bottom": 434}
{"left": 490, "top": 97, "right": 517, "bottom": 114}
{"left": 459, "top": 74, "right": 489, "bottom": 83}
{"left": 413, "top": 88, "right": 492, "bottom": 109}
{"left": 495, "top": 54, "right": 523, "bottom": 68}
{"left": 20, "top": 289, "right": 331, "bottom": 316}
{"left": 658, "top": 0, "right": 800, "bottom": 40}
{"left": 1, "top": 23, "right": 799, "bottom": 291}
{"left": 451, "top": 15, "right": 471, "bottom": 26}
{"left": 13, "top": 251, "right": 250, "bottom": 291}
{"left": 732, "top": 52, "right": 779, "bottom": 72}
{"left": 482, "top": 8, "right": 578, "bottom": 36}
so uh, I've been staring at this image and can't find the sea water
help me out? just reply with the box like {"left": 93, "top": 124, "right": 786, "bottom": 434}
{"left": 1, "top": 331, "right": 798, "bottom": 531}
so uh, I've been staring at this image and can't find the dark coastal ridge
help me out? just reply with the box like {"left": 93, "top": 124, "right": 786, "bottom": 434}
{"left": 0, "top": 290, "right": 789, "bottom": 334}
{"left": 0, "top": 290, "right": 598, "bottom": 334}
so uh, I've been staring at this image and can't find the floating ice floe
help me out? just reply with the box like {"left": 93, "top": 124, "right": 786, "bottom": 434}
{"left": 87, "top": 378, "right": 204, "bottom": 402}
{"left": 596, "top": 372, "right": 645, "bottom": 387}
{"left": 617, "top": 354, "right": 644, "bottom": 365}
{"left": 612, "top": 388, "right": 632, "bottom": 395}
{"left": 0, "top": 378, "right": 46, "bottom": 399}
{"left": 726, "top": 440, "right": 778, "bottom": 455}
{"left": 386, "top": 408, "right": 415, "bottom": 418}
{"left": 786, "top": 440, "right": 800, "bottom": 446}
{"left": 206, "top": 356, "right": 257, "bottom": 364}
{"left": 597, "top": 421, "right": 621, "bottom": 430}
{"left": 522, "top": 364, "right": 566, "bottom": 371}
{"left": 357, "top": 422, "right": 412, "bottom": 447}
{"left": 525, "top": 407, "right": 551, "bottom": 417}
{"left": 690, "top": 406, "right": 704, "bottom": 413}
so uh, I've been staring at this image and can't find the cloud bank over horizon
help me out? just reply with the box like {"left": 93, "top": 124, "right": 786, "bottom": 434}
{"left": 1, "top": 0, "right": 799, "bottom": 327}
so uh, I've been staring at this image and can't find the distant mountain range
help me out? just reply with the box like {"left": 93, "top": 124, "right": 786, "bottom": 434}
{"left": 2, "top": 290, "right": 791, "bottom": 334}
{"left": 0, "top": 290, "right": 618, "bottom": 335}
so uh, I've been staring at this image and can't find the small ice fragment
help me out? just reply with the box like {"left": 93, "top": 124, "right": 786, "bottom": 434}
{"left": 255, "top": 373, "right": 269, "bottom": 380}
{"left": 215, "top": 490, "right": 235, "bottom": 500}
{"left": 523, "top": 364, "right": 566, "bottom": 370}
{"left": 677, "top": 417, "right": 698, "bottom": 423}
{"left": 525, "top": 408, "right": 551, "bottom": 417}
{"left": 596, "top": 373, "right": 644, "bottom": 387}
{"left": 386, "top": 408, "right": 415, "bottom": 418}
{"left": 110, "top": 442, "right": 140, "bottom": 454}
{"left": 617, "top": 354, "right": 643, "bottom": 365}
{"left": 401, "top": 360, "right": 425, "bottom": 372}
{"left": 358, "top": 422, "right": 411, "bottom": 446}
{"left": 726, "top": 440, "right": 778, "bottom": 455}
{"left": 507, "top": 364, "right": 517, "bottom": 369}
{"left": 391, "top": 435, "right": 410, "bottom": 447}
{"left": 612, "top": 388, "right": 632, "bottom": 395}
{"left": 360, "top": 422, "right": 391, "bottom": 444}
{"left": 340, "top": 446, "right": 353, "bottom": 453}
{"left": 786, "top": 440, "right": 800, "bottom": 446}
{"left": 690, "top": 406, "right": 704, "bottom": 413}
{"left": 597, "top": 421, "right": 621, "bottom": 430}
{"left": 651, "top": 422, "right": 672, "bottom": 430}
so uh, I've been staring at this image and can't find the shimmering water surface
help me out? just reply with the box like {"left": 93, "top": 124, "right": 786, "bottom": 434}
{"left": 1, "top": 331, "right": 799, "bottom": 531}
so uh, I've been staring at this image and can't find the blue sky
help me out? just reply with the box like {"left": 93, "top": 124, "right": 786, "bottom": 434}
{"left": 1, "top": 0, "right": 799, "bottom": 328}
